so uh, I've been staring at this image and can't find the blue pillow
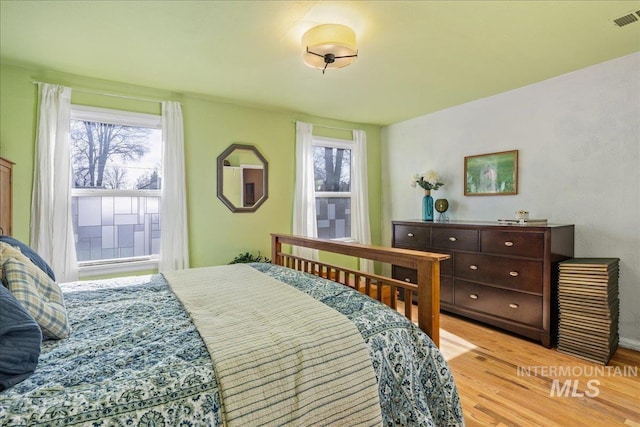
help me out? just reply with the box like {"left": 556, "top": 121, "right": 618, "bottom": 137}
{"left": 0, "top": 284, "right": 42, "bottom": 390}
{"left": 0, "top": 236, "right": 55, "bottom": 281}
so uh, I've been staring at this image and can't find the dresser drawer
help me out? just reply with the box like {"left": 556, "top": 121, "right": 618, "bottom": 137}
{"left": 431, "top": 228, "right": 478, "bottom": 251}
{"left": 481, "top": 230, "right": 544, "bottom": 258}
{"left": 394, "top": 265, "right": 416, "bottom": 284}
{"left": 393, "top": 267, "right": 453, "bottom": 304}
{"left": 394, "top": 224, "right": 430, "bottom": 249}
{"left": 454, "top": 280, "right": 543, "bottom": 327}
{"left": 454, "top": 253, "right": 543, "bottom": 293}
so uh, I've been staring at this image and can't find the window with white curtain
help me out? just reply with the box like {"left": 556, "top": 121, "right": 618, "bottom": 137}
{"left": 69, "top": 105, "right": 163, "bottom": 272}
{"left": 312, "top": 137, "right": 353, "bottom": 240}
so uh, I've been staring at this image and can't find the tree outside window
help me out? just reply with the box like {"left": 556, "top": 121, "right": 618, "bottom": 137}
{"left": 69, "top": 106, "right": 162, "bottom": 264}
{"left": 313, "top": 141, "right": 352, "bottom": 239}
{"left": 71, "top": 120, "right": 161, "bottom": 190}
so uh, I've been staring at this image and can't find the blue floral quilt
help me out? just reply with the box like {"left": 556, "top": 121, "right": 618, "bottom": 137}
{"left": 0, "top": 264, "right": 463, "bottom": 426}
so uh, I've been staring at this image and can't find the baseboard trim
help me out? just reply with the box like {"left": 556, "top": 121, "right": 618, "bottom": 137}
{"left": 619, "top": 337, "right": 640, "bottom": 352}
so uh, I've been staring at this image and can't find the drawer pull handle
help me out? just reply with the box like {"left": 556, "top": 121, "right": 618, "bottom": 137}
{"left": 504, "top": 241, "right": 514, "bottom": 247}
{"left": 448, "top": 237, "right": 457, "bottom": 242}
{"left": 404, "top": 278, "right": 411, "bottom": 283}
{"left": 469, "top": 265, "right": 478, "bottom": 270}
{"left": 407, "top": 233, "right": 414, "bottom": 237}
{"left": 469, "top": 294, "right": 479, "bottom": 299}
{"left": 509, "top": 271, "right": 519, "bottom": 277}
{"left": 509, "top": 303, "right": 519, "bottom": 309}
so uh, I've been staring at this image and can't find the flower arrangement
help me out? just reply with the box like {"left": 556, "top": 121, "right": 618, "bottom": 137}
{"left": 411, "top": 170, "right": 444, "bottom": 191}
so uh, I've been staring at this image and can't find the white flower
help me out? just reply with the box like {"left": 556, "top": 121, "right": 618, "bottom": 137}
{"left": 425, "top": 170, "right": 440, "bottom": 183}
{"left": 411, "top": 170, "right": 444, "bottom": 190}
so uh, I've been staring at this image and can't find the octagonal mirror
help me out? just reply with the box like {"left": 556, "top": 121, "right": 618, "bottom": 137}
{"left": 217, "top": 143, "right": 268, "bottom": 212}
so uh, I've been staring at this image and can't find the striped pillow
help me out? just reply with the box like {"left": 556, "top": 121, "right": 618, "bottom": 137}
{"left": 2, "top": 258, "right": 70, "bottom": 339}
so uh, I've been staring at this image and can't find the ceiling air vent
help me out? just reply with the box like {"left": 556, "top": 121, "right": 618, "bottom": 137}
{"left": 612, "top": 11, "right": 639, "bottom": 27}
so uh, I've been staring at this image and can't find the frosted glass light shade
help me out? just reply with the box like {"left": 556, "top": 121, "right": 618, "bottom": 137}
{"left": 302, "top": 24, "right": 357, "bottom": 70}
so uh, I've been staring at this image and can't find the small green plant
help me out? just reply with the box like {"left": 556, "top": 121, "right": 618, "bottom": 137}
{"left": 229, "top": 252, "right": 271, "bottom": 264}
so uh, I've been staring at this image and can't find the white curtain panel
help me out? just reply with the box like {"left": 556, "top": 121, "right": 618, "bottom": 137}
{"left": 159, "top": 101, "right": 190, "bottom": 272}
{"left": 292, "top": 121, "right": 319, "bottom": 260}
{"left": 30, "top": 83, "right": 79, "bottom": 282}
{"left": 352, "top": 130, "right": 374, "bottom": 273}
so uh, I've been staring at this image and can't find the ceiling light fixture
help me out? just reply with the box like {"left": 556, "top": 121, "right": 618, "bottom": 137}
{"left": 302, "top": 24, "right": 358, "bottom": 74}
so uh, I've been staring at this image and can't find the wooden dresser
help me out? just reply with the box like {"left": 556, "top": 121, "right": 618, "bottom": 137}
{"left": 392, "top": 220, "right": 574, "bottom": 347}
{"left": 0, "top": 157, "right": 14, "bottom": 236}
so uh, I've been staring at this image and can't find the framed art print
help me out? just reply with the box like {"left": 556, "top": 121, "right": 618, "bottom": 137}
{"left": 464, "top": 150, "right": 518, "bottom": 196}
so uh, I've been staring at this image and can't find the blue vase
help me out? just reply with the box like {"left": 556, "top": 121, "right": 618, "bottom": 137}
{"left": 422, "top": 191, "right": 434, "bottom": 221}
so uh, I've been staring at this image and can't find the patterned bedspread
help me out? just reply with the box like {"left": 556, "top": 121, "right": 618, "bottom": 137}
{"left": 0, "top": 264, "right": 464, "bottom": 426}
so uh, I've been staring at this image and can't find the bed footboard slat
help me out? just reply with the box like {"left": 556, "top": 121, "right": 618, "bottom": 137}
{"left": 404, "top": 290, "right": 413, "bottom": 319}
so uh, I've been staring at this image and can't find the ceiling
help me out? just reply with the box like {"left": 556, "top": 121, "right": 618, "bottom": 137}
{"left": 1, "top": 1, "right": 639, "bottom": 126}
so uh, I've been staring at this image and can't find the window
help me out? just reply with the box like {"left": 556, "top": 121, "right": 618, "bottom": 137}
{"left": 313, "top": 137, "right": 352, "bottom": 240}
{"left": 69, "top": 105, "right": 162, "bottom": 271}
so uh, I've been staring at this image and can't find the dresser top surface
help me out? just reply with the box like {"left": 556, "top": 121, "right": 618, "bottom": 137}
{"left": 393, "top": 219, "right": 574, "bottom": 229}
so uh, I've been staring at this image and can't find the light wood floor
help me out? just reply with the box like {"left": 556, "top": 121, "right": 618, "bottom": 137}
{"left": 434, "top": 313, "right": 640, "bottom": 427}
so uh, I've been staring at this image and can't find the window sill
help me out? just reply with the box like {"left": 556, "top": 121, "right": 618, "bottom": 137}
{"left": 78, "top": 258, "right": 159, "bottom": 278}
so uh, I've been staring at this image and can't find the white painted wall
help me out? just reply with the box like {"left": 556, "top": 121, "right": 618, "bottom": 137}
{"left": 381, "top": 53, "right": 640, "bottom": 349}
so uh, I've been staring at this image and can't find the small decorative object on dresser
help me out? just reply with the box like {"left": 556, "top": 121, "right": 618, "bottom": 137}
{"left": 498, "top": 218, "right": 548, "bottom": 226}
{"left": 435, "top": 199, "right": 449, "bottom": 222}
{"left": 422, "top": 191, "right": 434, "bottom": 221}
{"left": 392, "top": 219, "right": 575, "bottom": 347}
{"left": 411, "top": 170, "right": 443, "bottom": 222}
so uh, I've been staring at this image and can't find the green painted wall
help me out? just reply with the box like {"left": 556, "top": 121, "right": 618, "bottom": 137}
{"left": 0, "top": 62, "right": 382, "bottom": 269}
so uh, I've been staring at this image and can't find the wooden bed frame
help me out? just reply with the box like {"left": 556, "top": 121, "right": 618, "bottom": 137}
{"left": 271, "top": 234, "right": 450, "bottom": 347}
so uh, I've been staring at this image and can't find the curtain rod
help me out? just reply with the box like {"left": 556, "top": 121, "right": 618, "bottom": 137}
{"left": 32, "top": 81, "right": 167, "bottom": 105}
{"left": 292, "top": 120, "right": 355, "bottom": 132}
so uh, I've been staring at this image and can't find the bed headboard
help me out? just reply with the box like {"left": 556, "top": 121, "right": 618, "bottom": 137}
{"left": 271, "top": 233, "right": 449, "bottom": 347}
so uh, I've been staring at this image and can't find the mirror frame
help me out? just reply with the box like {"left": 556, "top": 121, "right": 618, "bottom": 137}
{"left": 217, "top": 143, "right": 269, "bottom": 213}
